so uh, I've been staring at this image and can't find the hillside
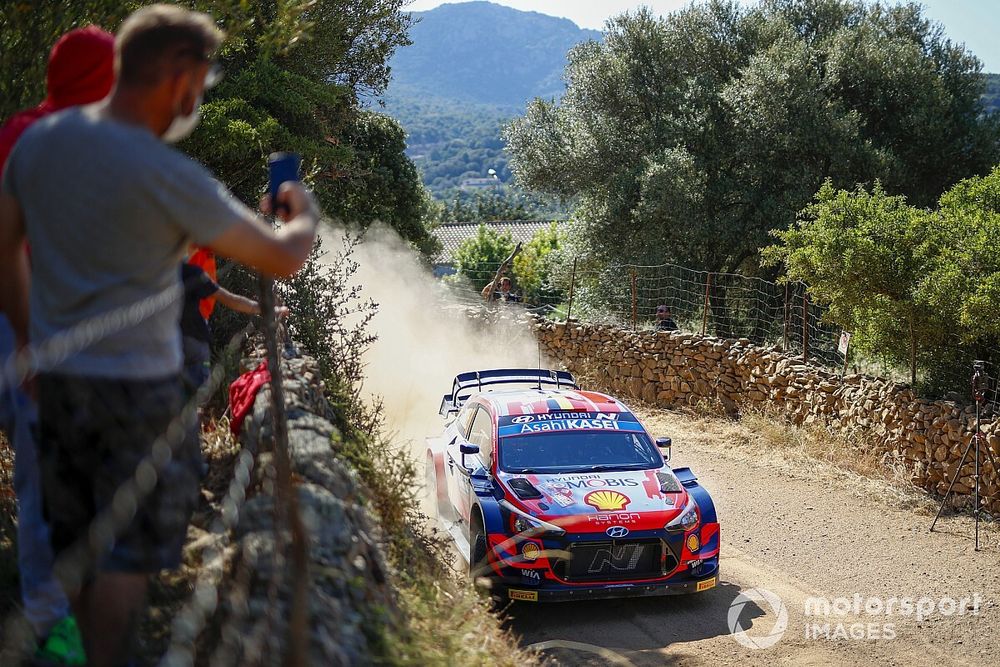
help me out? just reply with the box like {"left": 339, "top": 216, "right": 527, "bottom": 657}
{"left": 382, "top": 1, "right": 599, "bottom": 198}
{"left": 984, "top": 73, "right": 1000, "bottom": 114}
{"left": 387, "top": 1, "right": 600, "bottom": 108}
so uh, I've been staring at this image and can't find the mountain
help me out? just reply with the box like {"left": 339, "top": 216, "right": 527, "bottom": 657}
{"left": 382, "top": 2, "right": 599, "bottom": 200}
{"left": 387, "top": 1, "right": 601, "bottom": 109}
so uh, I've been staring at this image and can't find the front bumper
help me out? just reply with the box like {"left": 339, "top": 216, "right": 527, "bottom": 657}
{"left": 502, "top": 571, "right": 719, "bottom": 603}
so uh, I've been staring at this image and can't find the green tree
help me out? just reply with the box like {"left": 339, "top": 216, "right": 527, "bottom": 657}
{"left": 918, "top": 168, "right": 1000, "bottom": 344}
{"left": 0, "top": 0, "right": 437, "bottom": 252}
{"left": 513, "top": 222, "right": 565, "bottom": 305}
{"left": 451, "top": 224, "right": 515, "bottom": 291}
{"left": 763, "top": 181, "right": 944, "bottom": 384}
{"left": 506, "top": 0, "right": 1000, "bottom": 275}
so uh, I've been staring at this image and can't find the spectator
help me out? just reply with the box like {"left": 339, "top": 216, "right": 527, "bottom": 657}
{"left": 180, "top": 257, "right": 287, "bottom": 396}
{"left": 481, "top": 276, "right": 521, "bottom": 303}
{"left": 656, "top": 305, "right": 678, "bottom": 332}
{"left": 0, "top": 25, "right": 116, "bottom": 666}
{"left": 0, "top": 5, "right": 319, "bottom": 666}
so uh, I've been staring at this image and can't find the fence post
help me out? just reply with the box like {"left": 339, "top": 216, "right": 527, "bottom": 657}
{"left": 258, "top": 275, "right": 309, "bottom": 667}
{"left": 564, "top": 257, "right": 578, "bottom": 327}
{"left": 802, "top": 291, "right": 810, "bottom": 362}
{"left": 630, "top": 268, "right": 638, "bottom": 330}
{"left": 783, "top": 282, "right": 790, "bottom": 351}
{"left": 702, "top": 273, "right": 713, "bottom": 336}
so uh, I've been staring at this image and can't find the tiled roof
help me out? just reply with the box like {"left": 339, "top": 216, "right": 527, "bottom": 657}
{"left": 433, "top": 220, "right": 566, "bottom": 264}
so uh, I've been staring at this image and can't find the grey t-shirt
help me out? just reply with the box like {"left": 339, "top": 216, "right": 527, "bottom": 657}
{"left": 2, "top": 105, "right": 248, "bottom": 379}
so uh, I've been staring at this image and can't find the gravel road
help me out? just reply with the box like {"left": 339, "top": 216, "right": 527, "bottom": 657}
{"left": 507, "top": 408, "right": 1000, "bottom": 666}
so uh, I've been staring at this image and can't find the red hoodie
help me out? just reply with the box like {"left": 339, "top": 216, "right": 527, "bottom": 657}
{"left": 0, "top": 26, "right": 115, "bottom": 174}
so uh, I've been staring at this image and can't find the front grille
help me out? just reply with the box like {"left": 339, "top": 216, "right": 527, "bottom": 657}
{"left": 562, "top": 539, "right": 670, "bottom": 582}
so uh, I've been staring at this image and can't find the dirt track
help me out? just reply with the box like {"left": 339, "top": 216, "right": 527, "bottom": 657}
{"left": 505, "top": 408, "right": 1000, "bottom": 666}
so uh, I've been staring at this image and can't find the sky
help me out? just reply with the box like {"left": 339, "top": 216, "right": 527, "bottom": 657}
{"left": 405, "top": 0, "right": 1000, "bottom": 71}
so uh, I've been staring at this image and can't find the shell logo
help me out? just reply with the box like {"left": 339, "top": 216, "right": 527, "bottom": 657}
{"left": 584, "top": 490, "right": 631, "bottom": 512}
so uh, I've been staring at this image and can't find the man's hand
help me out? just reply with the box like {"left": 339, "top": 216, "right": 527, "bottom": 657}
{"left": 210, "top": 182, "right": 320, "bottom": 279}
{"left": 259, "top": 182, "right": 318, "bottom": 224}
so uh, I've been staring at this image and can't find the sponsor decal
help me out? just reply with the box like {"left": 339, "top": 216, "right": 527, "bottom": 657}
{"left": 697, "top": 578, "right": 717, "bottom": 592}
{"left": 520, "top": 568, "right": 541, "bottom": 581}
{"left": 586, "top": 512, "right": 641, "bottom": 525}
{"left": 524, "top": 419, "right": 621, "bottom": 433}
{"left": 605, "top": 526, "right": 629, "bottom": 538}
{"left": 584, "top": 490, "right": 631, "bottom": 512}
{"left": 686, "top": 534, "right": 701, "bottom": 553}
{"left": 506, "top": 412, "right": 623, "bottom": 424}
{"left": 545, "top": 476, "right": 640, "bottom": 489}
{"left": 521, "top": 542, "right": 541, "bottom": 561}
{"left": 545, "top": 482, "right": 576, "bottom": 507}
{"left": 497, "top": 412, "right": 645, "bottom": 437}
{"left": 509, "top": 589, "right": 539, "bottom": 602}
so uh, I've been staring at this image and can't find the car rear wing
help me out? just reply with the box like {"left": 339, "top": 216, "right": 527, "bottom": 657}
{"left": 438, "top": 368, "right": 578, "bottom": 417}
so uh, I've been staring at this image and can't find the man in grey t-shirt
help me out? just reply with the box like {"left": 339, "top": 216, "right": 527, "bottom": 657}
{"left": 0, "top": 6, "right": 319, "bottom": 666}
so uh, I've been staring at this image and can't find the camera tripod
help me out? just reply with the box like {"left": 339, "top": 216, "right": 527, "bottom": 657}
{"left": 930, "top": 361, "right": 999, "bottom": 551}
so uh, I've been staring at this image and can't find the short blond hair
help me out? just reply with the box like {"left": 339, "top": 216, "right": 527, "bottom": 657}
{"left": 116, "top": 4, "right": 223, "bottom": 87}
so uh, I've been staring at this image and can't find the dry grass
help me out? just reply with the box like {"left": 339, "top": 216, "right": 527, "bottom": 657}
{"left": 0, "top": 433, "right": 16, "bottom": 620}
{"left": 338, "top": 430, "right": 541, "bottom": 666}
{"left": 634, "top": 403, "right": 939, "bottom": 515}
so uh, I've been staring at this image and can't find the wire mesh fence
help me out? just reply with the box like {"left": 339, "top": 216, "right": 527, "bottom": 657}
{"left": 442, "top": 258, "right": 1000, "bottom": 406}
{"left": 0, "top": 262, "right": 308, "bottom": 665}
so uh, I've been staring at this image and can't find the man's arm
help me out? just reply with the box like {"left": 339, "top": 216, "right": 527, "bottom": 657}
{"left": 208, "top": 182, "right": 319, "bottom": 279}
{"left": 213, "top": 286, "right": 259, "bottom": 315}
{"left": 0, "top": 193, "right": 29, "bottom": 346}
{"left": 481, "top": 280, "right": 496, "bottom": 300}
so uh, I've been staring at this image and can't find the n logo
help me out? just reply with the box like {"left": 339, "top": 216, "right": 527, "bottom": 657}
{"left": 586, "top": 544, "right": 644, "bottom": 574}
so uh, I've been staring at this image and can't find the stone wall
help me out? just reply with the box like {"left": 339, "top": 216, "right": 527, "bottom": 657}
{"left": 215, "top": 346, "right": 394, "bottom": 665}
{"left": 534, "top": 319, "right": 1000, "bottom": 510}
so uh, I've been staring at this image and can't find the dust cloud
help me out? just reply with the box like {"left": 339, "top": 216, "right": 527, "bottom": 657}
{"left": 319, "top": 223, "right": 540, "bottom": 460}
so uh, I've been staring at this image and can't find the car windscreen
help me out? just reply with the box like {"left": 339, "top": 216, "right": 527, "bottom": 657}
{"left": 498, "top": 431, "right": 662, "bottom": 474}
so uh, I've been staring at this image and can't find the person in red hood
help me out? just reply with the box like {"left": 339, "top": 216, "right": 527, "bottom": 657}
{"left": 0, "top": 26, "right": 115, "bottom": 172}
{"left": 0, "top": 25, "right": 113, "bottom": 666}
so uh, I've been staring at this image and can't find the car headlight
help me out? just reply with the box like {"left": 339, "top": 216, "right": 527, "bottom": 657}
{"left": 665, "top": 498, "right": 699, "bottom": 532}
{"left": 499, "top": 500, "right": 566, "bottom": 536}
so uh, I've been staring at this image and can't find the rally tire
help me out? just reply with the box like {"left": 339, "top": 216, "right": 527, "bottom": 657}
{"left": 470, "top": 515, "right": 490, "bottom": 584}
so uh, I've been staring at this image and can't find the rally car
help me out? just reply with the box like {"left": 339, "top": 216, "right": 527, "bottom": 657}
{"left": 425, "top": 368, "right": 720, "bottom": 603}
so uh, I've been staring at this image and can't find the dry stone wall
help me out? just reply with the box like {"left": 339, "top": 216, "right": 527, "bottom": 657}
{"left": 534, "top": 318, "right": 1000, "bottom": 511}
{"left": 215, "top": 346, "right": 394, "bottom": 665}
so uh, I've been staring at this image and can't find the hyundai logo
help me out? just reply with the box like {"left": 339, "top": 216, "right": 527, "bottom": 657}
{"left": 511, "top": 415, "right": 534, "bottom": 423}
{"left": 606, "top": 526, "right": 629, "bottom": 538}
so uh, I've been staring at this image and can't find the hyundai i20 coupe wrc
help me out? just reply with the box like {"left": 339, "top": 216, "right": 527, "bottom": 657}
{"left": 425, "top": 368, "right": 720, "bottom": 603}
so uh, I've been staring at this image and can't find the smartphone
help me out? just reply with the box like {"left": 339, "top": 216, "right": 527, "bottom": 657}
{"left": 267, "top": 152, "right": 301, "bottom": 216}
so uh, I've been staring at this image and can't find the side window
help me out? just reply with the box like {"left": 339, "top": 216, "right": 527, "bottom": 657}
{"left": 456, "top": 405, "right": 476, "bottom": 438}
{"left": 467, "top": 406, "right": 495, "bottom": 464}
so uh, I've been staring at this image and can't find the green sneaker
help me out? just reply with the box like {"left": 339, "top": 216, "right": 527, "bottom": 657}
{"left": 34, "top": 616, "right": 86, "bottom": 666}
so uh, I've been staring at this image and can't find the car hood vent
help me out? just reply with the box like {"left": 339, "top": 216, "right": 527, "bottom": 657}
{"left": 657, "top": 471, "right": 682, "bottom": 493}
{"left": 507, "top": 477, "right": 543, "bottom": 500}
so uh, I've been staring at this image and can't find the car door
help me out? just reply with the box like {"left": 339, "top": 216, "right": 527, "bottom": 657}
{"left": 447, "top": 405, "right": 492, "bottom": 528}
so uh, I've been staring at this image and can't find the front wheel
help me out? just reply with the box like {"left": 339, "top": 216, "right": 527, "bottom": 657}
{"left": 469, "top": 518, "right": 490, "bottom": 583}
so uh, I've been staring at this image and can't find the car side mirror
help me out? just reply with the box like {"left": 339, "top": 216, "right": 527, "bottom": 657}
{"left": 656, "top": 437, "right": 672, "bottom": 462}
{"left": 460, "top": 443, "right": 480, "bottom": 468}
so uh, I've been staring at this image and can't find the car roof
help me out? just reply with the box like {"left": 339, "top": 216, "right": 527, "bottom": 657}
{"left": 475, "top": 388, "right": 629, "bottom": 417}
